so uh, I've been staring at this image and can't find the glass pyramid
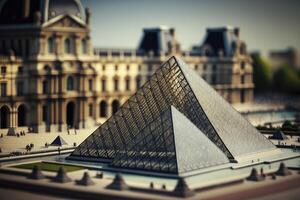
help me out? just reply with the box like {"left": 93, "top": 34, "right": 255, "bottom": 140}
{"left": 111, "top": 106, "right": 229, "bottom": 174}
{"left": 69, "top": 56, "right": 276, "bottom": 172}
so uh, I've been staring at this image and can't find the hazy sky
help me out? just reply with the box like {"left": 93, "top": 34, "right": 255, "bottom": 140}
{"left": 82, "top": 0, "right": 300, "bottom": 54}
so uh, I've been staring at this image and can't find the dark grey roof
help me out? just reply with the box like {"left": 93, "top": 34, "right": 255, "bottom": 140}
{"left": 137, "top": 26, "right": 176, "bottom": 56}
{"left": 0, "top": 0, "right": 84, "bottom": 25}
{"left": 195, "top": 27, "right": 240, "bottom": 57}
{"left": 69, "top": 56, "right": 276, "bottom": 172}
{"left": 111, "top": 106, "right": 229, "bottom": 174}
{"left": 0, "top": 0, "right": 41, "bottom": 25}
{"left": 51, "top": 136, "right": 68, "bottom": 146}
{"left": 48, "top": 0, "right": 83, "bottom": 21}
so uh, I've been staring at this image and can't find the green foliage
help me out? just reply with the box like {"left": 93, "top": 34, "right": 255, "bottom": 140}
{"left": 12, "top": 162, "right": 84, "bottom": 172}
{"left": 252, "top": 54, "right": 272, "bottom": 91}
{"left": 273, "top": 65, "right": 300, "bottom": 94}
{"left": 256, "top": 125, "right": 279, "bottom": 131}
{"left": 282, "top": 121, "right": 299, "bottom": 131}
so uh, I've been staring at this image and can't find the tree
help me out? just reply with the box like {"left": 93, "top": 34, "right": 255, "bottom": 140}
{"left": 252, "top": 54, "right": 272, "bottom": 91}
{"left": 273, "top": 65, "right": 300, "bottom": 94}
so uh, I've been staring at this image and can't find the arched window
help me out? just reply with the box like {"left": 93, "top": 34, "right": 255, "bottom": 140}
{"left": 81, "top": 38, "right": 88, "bottom": 54}
{"left": 241, "top": 62, "right": 246, "bottom": 70}
{"left": 88, "top": 79, "right": 93, "bottom": 91}
{"left": 241, "top": 75, "right": 245, "bottom": 84}
{"left": 125, "top": 76, "right": 130, "bottom": 91}
{"left": 88, "top": 103, "right": 93, "bottom": 117}
{"left": 101, "top": 77, "right": 107, "bottom": 92}
{"left": 18, "top": 105, "right": 27, "bottom": 126}
{"left": 42, "top": 105, "right": 49, "bottom": 123}
{"left": 99, "top": 101, "right": 108, "bottom": 117}
{"left": 112, "top": 100, "right": 120, "bottom": 114}
{"left": 136, "top": 76, "right": 141, "bottom": 89}
{"left": 0, "top": 106, "right": 10, "bottom": 128}
{"left": 42, "top": 80, "right": 49, "bottom": 94}
{"left": 66, "top": 102, "right": 75, "bottom": 127}
{"left": 48, "top": 37, "right": 54, "bottom": 53}
{"left": 67, "top": 76, "right": 75, "bottom": 91}
{"left": 64, "top": 38, "right": 71, "bottom": 54}
{"left": 113, "top": 76, "right": 119, "bottom": 91}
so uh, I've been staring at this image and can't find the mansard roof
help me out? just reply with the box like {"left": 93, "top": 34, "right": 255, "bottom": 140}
{"left": 0, "top": 0, "right": 84, "bottom": 25}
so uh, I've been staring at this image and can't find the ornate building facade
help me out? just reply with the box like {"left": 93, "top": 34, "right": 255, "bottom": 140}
{"left": 0, "top": 0, "right": 253, "bottom": 133}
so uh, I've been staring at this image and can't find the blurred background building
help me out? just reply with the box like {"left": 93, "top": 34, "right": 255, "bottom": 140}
{"left": 269, "top": 47, "right": 300, "bottom": 71}
{"left": 0, "top": 0, "right": 254, "bottom": 133}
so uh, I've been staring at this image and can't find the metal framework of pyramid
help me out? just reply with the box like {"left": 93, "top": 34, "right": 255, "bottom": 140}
{"left": 111, "top": 106, "right": 229, "bottom": 174}
{"left": 51, "top": 136, "right": 68, "bottom": 146}
{"left": 69, "top": 56, "right": 277, "bottom": 174}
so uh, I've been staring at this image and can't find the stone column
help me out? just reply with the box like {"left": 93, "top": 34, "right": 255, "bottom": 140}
{"left": 55, "top": 34, "right": 62, "bottom": 56}
{"left": 39, "top": 35, "right": 46, "bottom": 55}
{"left": 9, "top": 105, "right": 18, "bottom": 129}
{"left": 74, "top": 34, "right": 81, "bottom": 56}
{"left": 58, "top": 100, "right": 67, "bottom": 132}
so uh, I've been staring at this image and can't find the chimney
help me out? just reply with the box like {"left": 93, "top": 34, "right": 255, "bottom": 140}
{"left": 170, "top": 28, "right": 175, "bottom": 37}
{"left": 234, "top": 27, "right": 240, "bottom": 38}
{"left": 85, "top": 8, "right": 91, "bottom": 25}
{"left": 23, "top": 0, "right": 30, "bottom": 18}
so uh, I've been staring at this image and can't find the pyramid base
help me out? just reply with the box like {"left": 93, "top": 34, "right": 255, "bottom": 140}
{"left": 234, "top": 149, "right": 282, "bottom": 163}
{"left": 7, "top": 127, "right": 16, "bottom": 136}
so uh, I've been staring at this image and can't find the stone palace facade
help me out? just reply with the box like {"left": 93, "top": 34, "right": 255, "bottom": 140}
{"left": 0, "top": 0, "right": 253, "bottom": 133}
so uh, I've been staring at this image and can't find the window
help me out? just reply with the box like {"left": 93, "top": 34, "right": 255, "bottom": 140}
{"left": 212, "top": 74, "right": 217, "bottom": 85}
{"left": 18, "top": 39, "right": 22, "bottom": 53}
{"left": 64, "top": 38, "right": 71, "bottom": 54}
{"left": 88, "top": 79, "right": 93, "bottom": 91}
{"left": 125, "top": 77, "right": 130, "bottom": 91}
{"left": 42, "top": 80, "right": 49, "bottom": 94}
{"left": 114, "top": 77, "right": 119, "bottom": 91}
{"left": 17, "top": 81, "right": 24, "bottom": 96}
{"left": 115, "top": 65, "right": 118, "bottom": 71}
{"left": 81, "top": 38, "right": 88, "bottom": 54}
{"left": 241, "top": 89, "right": 245, "bottom": 103}
{"left": 1, "top": 66, "right": 6, "bottom": 74}
{"left": 126, "top": 65, "right": 130, "bottom": 71}
{"left": 25, "top": 39, "right": 30, "bottom": 57}
{"left": 1, "top": 82, "right": 7, "bottom": 97}
{"left": 212, "top": 64, "right": 217, "bottom": 71}
{"left": 138, "top": 65, "right": 142, "bottom": 71}
{"left": 147, "top": 75, "right": 151, "bottom": 81}
{"left": 18, "top": 66, "right": 24, "bottom": 73}
{"left": 112, "top": 100, "right": 120, "bottom": 114}
{"left": 203, "top": 64, "right": 207, "bottom": 71}
{"left": 99, "top": 101, "right": 108, "bottom": 117}
{"left": 241, "top": 75, "right": 245, "bottom": 84}
{"left": 194, "top": 65, "right": 198, "bottom": 70}
{"left": 67, "top": 76, "right": 74, "bottom": 91}
{"left": 88, "top": 103, "right": 93, "bottom": 117}
{"left": 136, "top": 76, "right": 141, "bottom": 89}
{"left": 102, "top": 65, "right": 106, "bottom": 71}
{"left": 42, "top": 105, "right": 48, "bottom": 122}
{"left": 241, "top": 62, "right": 246, "bottom": 70}
{"left": 48, "top": 37, "right": 54, "bottom": 54}
{"left": 101, "top": 78, "right": 106, "bottom": 92}
{"left": 44, "top": 65, "right": 51, "bottom": 71}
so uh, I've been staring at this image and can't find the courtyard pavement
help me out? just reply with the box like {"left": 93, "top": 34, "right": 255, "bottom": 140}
{"left": 0, "top": 127, "right": 97, "bottom": 154}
